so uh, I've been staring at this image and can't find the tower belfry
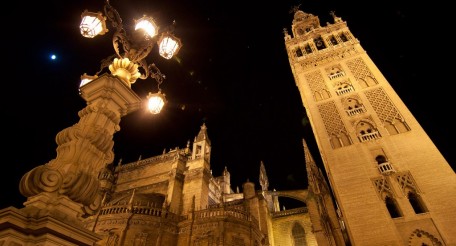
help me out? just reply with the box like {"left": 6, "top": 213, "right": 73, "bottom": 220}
{"left": 284, "top": 8, "right": 456, "bottom": 245}
{"left": 191, "top": 123, "right": 211, "bottom": 162}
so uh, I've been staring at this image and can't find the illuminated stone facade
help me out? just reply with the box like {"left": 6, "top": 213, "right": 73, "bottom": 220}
{"left": 80, "top": 123, "right": 325, "bottom": 246}
{"left": 284, "top": 9, "right": 456, "bottom": 245}
{"left": 1, "top": 7, "right": 455, "bottom": 246}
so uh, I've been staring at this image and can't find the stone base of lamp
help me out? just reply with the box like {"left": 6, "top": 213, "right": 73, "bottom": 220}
{"left": 0, "top": 201, "right": 102, "bottom": 246}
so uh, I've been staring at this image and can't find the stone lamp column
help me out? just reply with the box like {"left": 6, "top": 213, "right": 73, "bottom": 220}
{"left": 0, "top": 58, "right": 153, "bottom": 246}
{"left": 19, "top": 72, "right": 141, "bottom": 220}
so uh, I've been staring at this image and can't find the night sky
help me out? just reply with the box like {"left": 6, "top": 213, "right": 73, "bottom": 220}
{"left": 2, "top": 1, "right": 453, "bottom": 209}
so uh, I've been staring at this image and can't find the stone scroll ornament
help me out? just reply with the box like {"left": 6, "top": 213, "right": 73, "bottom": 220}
{"left": 19, "top": 104, "right": 118, "bottom": 216}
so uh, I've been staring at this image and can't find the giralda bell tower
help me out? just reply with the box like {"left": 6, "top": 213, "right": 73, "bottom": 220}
{"left": 284, "top": 8, "right": 456, "bottom": 245}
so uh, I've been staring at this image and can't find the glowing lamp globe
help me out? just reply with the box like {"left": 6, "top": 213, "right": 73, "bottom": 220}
{"left": 80, "top": 10, "right": 108, "bottom": 38}
{"left": 135, "top": 16, "right": 159, "bottom": 38}
{"left": 158, "top": 33, "right": 182, "bottom": 59}
{"left": 147, "top": 91, "right": 167, "bottom": 114}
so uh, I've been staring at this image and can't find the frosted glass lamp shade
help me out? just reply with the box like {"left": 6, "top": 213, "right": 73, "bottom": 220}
{"left": 158, "top": 33, "right": 182, "bottom": 59}
{"left": 80, "top": 10, "right": 107, "bottom": 38}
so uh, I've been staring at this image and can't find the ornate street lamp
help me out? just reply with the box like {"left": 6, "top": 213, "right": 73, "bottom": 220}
{"left": 19, "top": 0, "right": 183, "bottom": 225}
{"left": 79, "top": 0, "right": 182, "bottom": 114}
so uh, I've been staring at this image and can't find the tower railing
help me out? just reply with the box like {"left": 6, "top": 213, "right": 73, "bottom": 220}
{"left": 359, "top": 131, "right": 380, "bottom": 142}
{"left": 329, "top": 71, "right": 345, "bottom": 80}
{"left": 336, "top": 86, "right": 354, "bottom": 95}
{"left": 188, "top": 206, "right": 259, "bottom": 225}
{"left": 378, "top": 162, "right": 395, "bottom": 175}
{"left": 346, "top": 106, "right": 365, "bottom": 116}
{"left": 99, "top": 204, "right": 184, "bottom": 220}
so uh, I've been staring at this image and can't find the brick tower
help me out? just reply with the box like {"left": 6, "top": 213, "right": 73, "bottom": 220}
{"left": 284, "top": 8, "right": 456, "bottom": 245}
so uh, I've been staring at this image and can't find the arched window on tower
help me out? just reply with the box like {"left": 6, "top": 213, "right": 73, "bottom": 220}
{"left": 304, "top": 44, "right": 312, "bottom": 54}
{"left": 385, "top": 195, "right": 402, "bottom": 218}
{"left": 408, "top": 191, "right": 428, "bottom": 214}
{"left": 345, "top": 98, "right": 365, "bottom": 116}
{"left": 330, "top": 35, "right": 338, "bottom": 45}
{"left": 356, "top": 121, "right": 380, "bottom": 142}
{"left": 375, "top": 155, "right": 387, "bottom": 163}
{"left": 314, "top": 36, "right": 326, "bottom": 50}
{"left": 292, "top": 222, "right": 307, "bottom": 246}
{"left": 335, "top": 82, "right": 354, "bottom": 95}
{"left": 295, "top": 47, "right": 303, "bottom": 57}
{"left": 327, "top": 66, "right": 345, "bottom": 80}
{"left": 339, "top": 32, "right": 348, "bottom": 42}
{"left": 384, "top": 118, "right": 410, "bottom": 135}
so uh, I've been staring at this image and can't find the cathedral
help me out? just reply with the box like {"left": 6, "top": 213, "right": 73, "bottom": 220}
{"left": 1, "top": 6, "right": 455, "bottom": 246}
{"left": 82, "top": 123, "right": 322, "bottom": 245}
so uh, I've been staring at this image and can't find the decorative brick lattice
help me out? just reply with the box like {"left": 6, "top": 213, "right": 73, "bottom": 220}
{"left": 395, "top": 171, "right": 419, "bottom": 194}
{"left": 372, "top": 177, "right": 394, "bottom": 198}
{"left": 346, "top": 57, "right": 375, "bottom": 82}
{"left": 364, "top": 88, "right": 404, "bottom": 123}
{"left": 317, "top": 101, "right": 346, "bottom": 136}
{"left": 304, "top": 70, "right": 328, "bottom": 94}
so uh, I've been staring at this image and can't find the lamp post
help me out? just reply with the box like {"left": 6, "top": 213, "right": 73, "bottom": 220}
{"left": 80, "top": 0, "right": 182, "bottom": 114}
{"left": 19, "top": 0, "right": 182, "bottom": 221}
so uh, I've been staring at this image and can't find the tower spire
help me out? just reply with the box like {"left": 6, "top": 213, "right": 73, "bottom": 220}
{"left": 191, "top": 123, "right": 211, "bottom": 161}
{"left": 303, "top": 138, "right": 316, "bottom": 166}
{"left": 259, "top": 160, "right": 269, "bottom": 191}
{"left": 303, "top": 139, "right": 323, "bottom": 194}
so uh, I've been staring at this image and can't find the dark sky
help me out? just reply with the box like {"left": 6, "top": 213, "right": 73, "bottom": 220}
{"left": 2, "top": 1, "right": 453, "bottom": 209}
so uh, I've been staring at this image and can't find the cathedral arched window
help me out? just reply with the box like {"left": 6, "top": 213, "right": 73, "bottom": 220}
{"left": 292, "top": 222, "right": 307, "bottom": 246}
{"left": 408, "top": 192, "right": 428, "bottom": 214}
{"left": 385, "top": 196, "right": 402, "bottom": 218}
